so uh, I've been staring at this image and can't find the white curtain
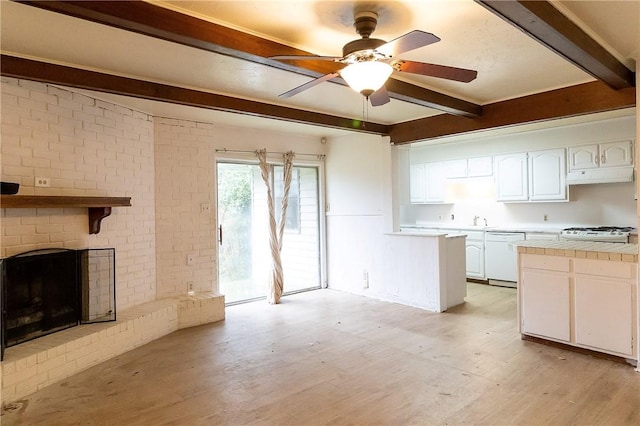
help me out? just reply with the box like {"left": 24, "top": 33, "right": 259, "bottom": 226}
{"left": 256, "top": 149, "right": 295, "bottom": 304}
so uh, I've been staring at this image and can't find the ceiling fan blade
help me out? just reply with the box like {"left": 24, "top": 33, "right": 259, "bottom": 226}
{"left": 369, "top": 86, "right": 390, "bottom": 106}
{"left": 278, "top": 72, "right": 340, "bottom": 98}
{"left": 376, "top": 30, "right": 440, "bottom": 57}
{"left": 397, "top": 61, "right": 478, "bottom": 83}
{"left": 270, "top": 55, "right": 341, "bottom": 62}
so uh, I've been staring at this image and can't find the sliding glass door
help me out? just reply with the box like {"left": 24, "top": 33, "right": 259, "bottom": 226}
{"left": 216, "top": 162, "right": 321, "bottom": 304}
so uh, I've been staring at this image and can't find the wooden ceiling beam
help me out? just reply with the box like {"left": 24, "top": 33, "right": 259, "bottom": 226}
{"left": 389, "top": 81, "right": 635, "bottom": 144}
{"left": 1, "top": 55, "right": 390, "bottom": 135}
{"left": 18, "top": 0, "right": 482, "bottom": 118}
{"left": 476, "top": 0, "right": 635, "bottom": 89}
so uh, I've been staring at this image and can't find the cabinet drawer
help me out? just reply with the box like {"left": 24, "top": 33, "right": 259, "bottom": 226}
{"left": 521, "top": 254, "right": 570, "bottom": 272}
{"left": 574, "top": 259, "right": 636, "bottom": 280}
{"left": 463, "top": 230, "right": 484, "bottom": 241}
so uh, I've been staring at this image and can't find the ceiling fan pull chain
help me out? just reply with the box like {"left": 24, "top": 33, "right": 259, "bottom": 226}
{"left": 362, "top": 96, "right": 367, "bottom": 129}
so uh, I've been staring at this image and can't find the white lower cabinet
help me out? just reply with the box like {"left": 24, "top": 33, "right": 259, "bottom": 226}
{"left": 574, "top": 276, "right": 634, "bottom": 356}
{"left": 441, "top": 229, "right": 485, "bottom": 279}
{"left": 521, "top": 269, "right": 571, "bottom": 342}
{"left": 465, "top": 241, "right": 484, "bottom": 279}
{"left": 520, "top": 254, "right": 637, "bottom": 358}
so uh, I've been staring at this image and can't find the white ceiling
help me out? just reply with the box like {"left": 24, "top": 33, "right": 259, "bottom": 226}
{"left": 1, "top": 0, "right": 638, "bottom": 139}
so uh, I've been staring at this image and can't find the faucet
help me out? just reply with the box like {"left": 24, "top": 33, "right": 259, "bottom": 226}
{"left": 473, "top": 215, "right": 480, "bottom": 226}
{"left": 483, "top": 218, "right": 488, "bottom": 226}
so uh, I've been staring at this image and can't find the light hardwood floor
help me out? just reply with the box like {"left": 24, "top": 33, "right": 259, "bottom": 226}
{"left": 3, "top": 283, "right": 640, "bottom": 425}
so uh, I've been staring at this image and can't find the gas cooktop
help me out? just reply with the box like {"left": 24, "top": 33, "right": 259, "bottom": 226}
{"left": 560, "top": 226, "right": 634, "bottom": 243}
{"left": 563, "top": 226, "right": 634, "bottom": 232}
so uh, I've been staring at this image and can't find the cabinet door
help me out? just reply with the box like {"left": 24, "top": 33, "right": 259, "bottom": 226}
{"left": 409, "top": 163, "right": 426, "bottom": 203}
{"left": 600, "top": 140, "right": 633, "bottom": 168}
{"left": 494, "top": 153, "right": 528, "bottom": 201}
{"left": 521, "top": 270, "right": 571, "bottom": 342}
{"left": 574, "top": 276, "right": 634, "bottom": 356}
{"left": 445, "top": 159, "right": 467, "bottom": 178}
{"left": 424, "top": 162, "right": 447, "bottom": 203}
{"left": 467, "top": 156, "right": 493, "bottom": 177}
{"left": 528, "top": 149, "right": 566, "bottom": 201}
{"left": 465, "top": 241, "right": 484, "bottom": 278}
{"left": 568, "top": 144, "right": 599, "bottom": 170}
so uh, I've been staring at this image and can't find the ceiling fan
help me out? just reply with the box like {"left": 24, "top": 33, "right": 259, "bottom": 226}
{"left": 270, "top": 11, "right": 478, "bottom": 106}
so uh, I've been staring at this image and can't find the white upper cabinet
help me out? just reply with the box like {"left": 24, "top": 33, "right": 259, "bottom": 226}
{"left": 424, "top": 162, "right": 448, "bottom": 202}
{"left": 409, "top": 163, "right": 426, "bottom": 203}
{"left": 569, "top": 140, "right": 633, "bottom": 171}
{"left": 528, "top": 149, "right": 567, "bottom": 201}
{"left": 409, "top": 162, "right": 448, "bottom": 203}
{"left": 568, "top": 144, "right": 599, "bottom": 170}
{"left": 409, "top": 155, "right": 495, "bottom": 204}
{"left": 494, "top": 153, "right": 529, "bottom": 201}
{"left": 444, "top": 159, "right": 468, "bottom": 178}
{"left": 467, "top": 156, "right": 493, "bottom": 177}
{"left": 600, "top": 140, "right": 633, "bottom": 167}
{"left": 495, "top": 149, "right": 567, "bottom": 202}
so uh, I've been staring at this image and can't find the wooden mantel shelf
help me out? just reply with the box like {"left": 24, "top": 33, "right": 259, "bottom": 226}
{"left": 0, "top": 195, "right": 132, "bottom": 234}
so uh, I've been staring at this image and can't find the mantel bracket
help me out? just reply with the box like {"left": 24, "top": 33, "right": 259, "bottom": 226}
{"left": 88, "top": 207, "right": 113, "bottom": 234}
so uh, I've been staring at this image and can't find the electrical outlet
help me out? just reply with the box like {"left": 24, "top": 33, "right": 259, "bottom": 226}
{"left": 186, "top": 253, "right": 195, "bottom": 265}
{"left": 187, "top": 281, "right": 195, "bottom": 295}
{"left": 201, "top": 203, "right": 211, "bottom": 213}
{"left": 543, "top": 214, "right": 548, "bottom": 222}
{"left": 35, "top": 177, "right": 51, "bottom": 188}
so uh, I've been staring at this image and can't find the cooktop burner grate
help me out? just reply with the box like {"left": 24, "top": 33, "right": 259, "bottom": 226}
{"left": 563, "top": 226, "right": 634, "bottom": 232}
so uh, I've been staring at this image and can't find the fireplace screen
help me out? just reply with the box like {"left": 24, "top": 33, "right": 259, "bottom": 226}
{"left": 1, "top": 248, "right": 116, "bottom": 360}
{"left": 80, "top": 249, "right": 116, "bottom": 323}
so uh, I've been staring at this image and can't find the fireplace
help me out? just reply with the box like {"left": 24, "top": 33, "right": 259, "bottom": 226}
{"left": 1, "top": 248, "right": 116, "bottom": 360}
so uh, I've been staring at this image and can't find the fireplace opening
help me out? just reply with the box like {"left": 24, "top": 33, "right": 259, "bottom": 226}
{"left": 1, "top": 248, "right": 116, "bottom": 360}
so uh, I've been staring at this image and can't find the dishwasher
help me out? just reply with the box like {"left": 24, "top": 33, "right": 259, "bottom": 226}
{"left": 484, "top": 231, "right": 525, "bottom": 287}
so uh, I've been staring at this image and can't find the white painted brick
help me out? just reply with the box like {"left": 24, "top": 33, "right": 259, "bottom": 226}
{"left": 18, "top": 97, "right": 47, "bottom": 112}
{"left": 3, "top": 82, "right": 30, "bottom": 98}
{"left": 2, "top": 123, "right": 32, "bottom": 137}
{"left": 30, "top": 90, "right": 58, "bottom": 105}
{"left": 2, "top": 78, "right": 224, "bottom": 403}
{"left": 47, "top": 85, "right": 73, "bottom": 99}
{"left": 16, "top": 79, "right": 47, "bottom": 91}
{"left": 71, "top": 92, "right": 95, "bottom": 106}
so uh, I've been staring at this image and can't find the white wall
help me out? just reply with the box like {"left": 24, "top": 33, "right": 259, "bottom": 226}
{"left": 145, "top": 116, "right": 328, "bottom": 299}
{"left": 324, "top": 132, "right": 392, "bottom": 294}
{"left": 404, "top": 113, "right": 637, "bottom": 228}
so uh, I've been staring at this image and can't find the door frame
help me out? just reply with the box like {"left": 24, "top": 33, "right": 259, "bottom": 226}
{"left": 214, "top": 151, "right": 328, "bottom": 299}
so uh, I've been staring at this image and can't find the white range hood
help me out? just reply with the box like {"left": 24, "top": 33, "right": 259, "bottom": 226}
{"left": 566, "top": 166, "right": 634, "bottom": 185}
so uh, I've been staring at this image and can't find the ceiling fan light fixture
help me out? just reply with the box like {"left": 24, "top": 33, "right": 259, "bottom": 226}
{"left": 340, "top": 61, "right": 393, "bottom": 97}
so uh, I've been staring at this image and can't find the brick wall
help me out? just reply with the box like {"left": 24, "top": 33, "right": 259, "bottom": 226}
{"left": 154, "top": 117, "right": 217, "bottom": 298}
{"left": 1, "top": 77, "right": 156, "bottom": 310}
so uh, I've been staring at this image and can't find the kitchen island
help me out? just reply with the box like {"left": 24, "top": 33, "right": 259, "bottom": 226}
{"left": 382, "top": 231, "right": 467, "bottom": 313}
{"left": 514, "top": 239, "right": 639, "bottom": 365}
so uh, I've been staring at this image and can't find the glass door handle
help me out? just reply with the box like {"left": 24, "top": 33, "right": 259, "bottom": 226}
{"left": 218, "top": 225, "right": 223, "bottom": 246}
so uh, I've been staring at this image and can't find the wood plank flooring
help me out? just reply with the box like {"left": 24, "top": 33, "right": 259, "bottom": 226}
{"left": 3, "top": 283, "right": 640, "bottom": 425}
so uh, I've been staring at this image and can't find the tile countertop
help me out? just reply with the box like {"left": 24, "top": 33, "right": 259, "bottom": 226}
{"left": 388, "top": 231, "right": 466, "bottom": 240}
{"left": 402, "top": 223, "right": 638, "bottom": 235}
{"left": 401, "top": 224, "right": 565, "bottom": 233}
{"left": 513, "top": 240, "right": 638, "bottom": 263}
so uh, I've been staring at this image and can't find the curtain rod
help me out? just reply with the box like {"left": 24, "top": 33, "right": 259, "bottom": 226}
{"left": 215, "top": 148, "right": 325, "bottom": 159}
